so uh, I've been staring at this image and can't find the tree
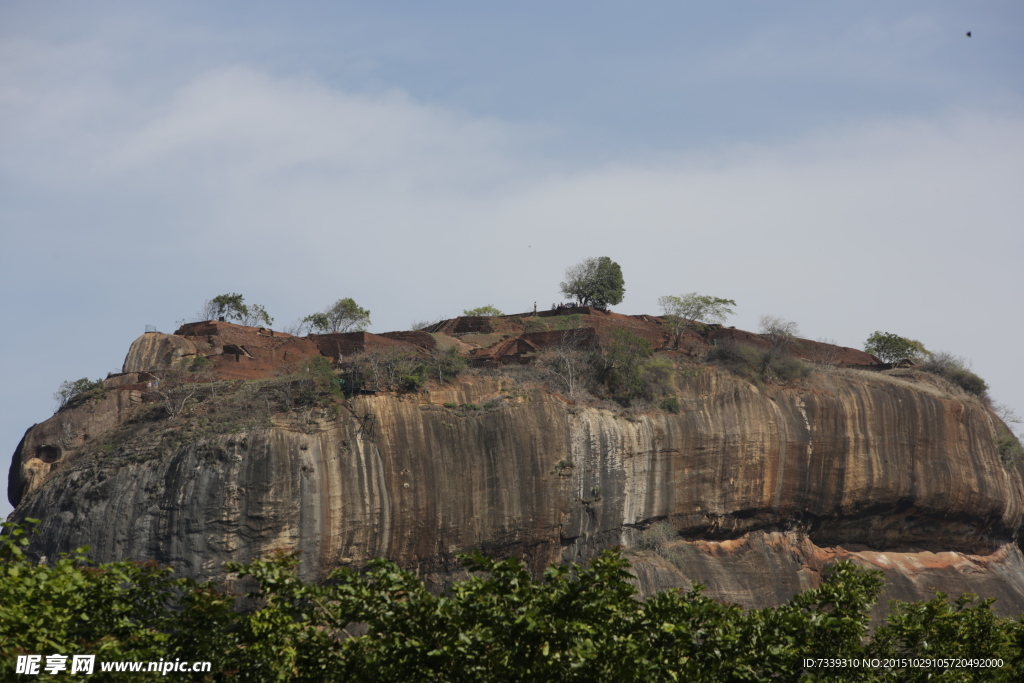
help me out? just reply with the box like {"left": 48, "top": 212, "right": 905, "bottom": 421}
{"left": 559, "top": 257, "right": 625, "bottom": 309}
{"left": 422, "top": 347, "right": 466, "bottom": 385}
{"left": 53, "top": 378, "right": 108, "bottom": 412}
{"left": 863, "top": 331, "right": 931, "bottom": 365}
{"left": 156, "top": 355, "right": 214, "bottom": 418}
{"left": 541, "top": 328, "right": 599, "bottom": 397}
{"left": 462, "top": 305, "right": 504, "bottom": 317}
{"left": 201, "top": 293, "right": 274, "bottom": 327}
{"left": 303, "top": 298, "right": 371, "bottom": 334}
{"left": 359, "top": 348, "right": 418, "bottom": 392}
{"left": 658, "top": 293, "right": 736, "bottom": 348}
{"left": 204, "top": 293, "right": 246, "bottom": 321}
{"left": 4, "top": 518, "right": 1024, "bottom": 681}
{"left": 759, "top": 315, "right": 800, "bottom": 353}
{"left": 600, "top": 329, "right": 653, "bottom": 404}
{"left": 243, "top": 304, "right": 274, "bottom": 328}
{"left": 301, "top": 312, "right": 331, "bottom": 334}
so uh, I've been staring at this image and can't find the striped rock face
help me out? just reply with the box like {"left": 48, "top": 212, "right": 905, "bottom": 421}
{"left": 8, "top": 332, "right": 1024, "bottom": 615}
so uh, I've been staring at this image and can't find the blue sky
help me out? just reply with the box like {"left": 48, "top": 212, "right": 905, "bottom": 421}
{"left": 2, "top": 1, "right": 1023, "bottom": 518}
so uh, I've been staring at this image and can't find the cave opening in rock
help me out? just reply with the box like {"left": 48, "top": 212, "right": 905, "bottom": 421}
{"left": 36, "top": 444, "right": 61, "bottom": 463}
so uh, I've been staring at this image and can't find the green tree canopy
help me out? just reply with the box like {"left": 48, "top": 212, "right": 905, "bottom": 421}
{"left": 600, "top": 328, "right": 652, "bottom": 404}
{"left": 3, "top": 519, "right": 1023, "bottom": 681}
{"left": 559, "top": 257, "right": 625, "bottom": 309}
{"left": 303, "top": 298, "right": 371, "bottom": 334}
{"left": 202, "top": 293, "right": 273, "bottom": 327}
{"left": 53, "top": 377, "right": 108, "bottom": 412}
{"left": 463, "top": 305, "right": 504, "bottom": 317}
{"left": 658, "top": 293, "right": 736, "bottom": 348}
{"left": 864, "top": 331, "right": 931, "bottom": 365}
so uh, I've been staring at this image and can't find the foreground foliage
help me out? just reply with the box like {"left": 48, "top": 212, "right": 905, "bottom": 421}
{"left": 2, "top": 521, "right": 1023, "bottom": 682}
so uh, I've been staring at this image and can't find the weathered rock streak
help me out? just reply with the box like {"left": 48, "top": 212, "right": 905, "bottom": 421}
{"left": 10, "top": 360, "right": 1024, "bottom": 612}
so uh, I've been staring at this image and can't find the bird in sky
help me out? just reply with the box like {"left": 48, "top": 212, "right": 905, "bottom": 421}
{"left": 967, "top": 31, "right": 972, "bottom": 37}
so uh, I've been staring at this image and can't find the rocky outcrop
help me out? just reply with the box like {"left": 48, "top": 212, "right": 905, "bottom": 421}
{"left": 9, "top": 328, "right": 1024, "bottom": 614}
{"left": 122, "top": 333, "right": 198, "bottom": 373}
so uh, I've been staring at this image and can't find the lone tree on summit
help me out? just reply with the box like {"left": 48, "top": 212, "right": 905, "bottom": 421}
{"left": 303, "top": 298, "right": 371, "bottom": 334}
{"left": 560, "top": 257, "right": 625, "bottom": 309}
{"left": 202, "top": 293, "right": 273, "bottom": 327}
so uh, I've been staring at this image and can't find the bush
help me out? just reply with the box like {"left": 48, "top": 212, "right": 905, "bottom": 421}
{"left": 182, "top": 355, "right": 214, "bottom": 372}
{"left": 463, "top": 305, "right": 503, "bottom": 317}
{"left": 996, "top": 428, "right": 1023, "bottom": 467}
{"left": 358, "top": 348, "right": 419, "bottom": 392}
{"left": 659, "top": 396, "right": 681, "bottom": 414}
{"left": 767, "top": 355, "right": 811, "bottom": 383}
{"left": 636, "top": 521, "right": 674, "bottom": 552}
{"left": 863, "top": 331, "right": 931, "bottom": 365}
{"left": 53, "top": 377, "right": 108, "bottom": 412}
{"left": 640, "top": 357, "right": 676, "bottom": 400}
{"left": 538, "top": 329, "right": 600, "bottom": 397}
{"left": 154, "top": 357, "right": 217, "bottom": 418}
{"left": 422, "top": 347, "right": 466, "bottom": 385}
{"left": 294, "top": 355, "right": 344, "bottom": 406}
{"left": 759, "top": 315, "right": 800, "bottom": 351}
{"left": 919, "top": 352, "right": 988, "bottom": 398}
{"left": 600, "top": 329, "right": 652, "bottom": 405}
{"left": 709, "top": 339, "right": 809, "bottom": 385}
{"left": 400, "top": 373, "right": 426, "bottom": 391}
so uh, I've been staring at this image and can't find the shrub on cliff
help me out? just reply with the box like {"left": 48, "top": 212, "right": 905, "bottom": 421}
{"left": 53, "top": 377, "right": 108, "bottom": 412}
{"left": 996, "top": 428, "right": 1024, "bottom": 468}
{"left": 422, "top": 346, "right": 466, "bottom": 385}
{"left": 759, "top": 315, "right": 800, "bottom": 352}
{"left": 709, "top": 339, "right": 809, "bottom": 386}
{"left": 156, "top": 356, "right": 215, "bottom": 418}
{"left": 599, "top": 329, "right": 652, "bottom": 405}
{"left": 863, "top": 331, "right": 931, "bottom": 365}
{"left": 658, "top": 293, "right": 736, "bottom": 348}
{"left": 294, "top": 356, "right": 344, "bottom": 406}
{"left": 919, "top": 351, "right": 989, "bottom": 398}
{"left": 358, "top": 348, "right": 419, "bottom": 392}
{"left": 539, "top": 328, "right": 601, "bottom": 397}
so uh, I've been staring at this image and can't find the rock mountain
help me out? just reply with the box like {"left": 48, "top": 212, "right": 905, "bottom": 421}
{"left": 8, "top": 309, "right": 1024, "bottom": 617}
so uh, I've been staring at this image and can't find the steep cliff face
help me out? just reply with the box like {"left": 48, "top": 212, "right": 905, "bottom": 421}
{"left": 9, "top": 334, "right": 1024, "bottom": 613}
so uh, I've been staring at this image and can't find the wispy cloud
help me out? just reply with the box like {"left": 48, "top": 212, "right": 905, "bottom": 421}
{"left": 2, "top": 25, "right": 1023, "bottom": 517}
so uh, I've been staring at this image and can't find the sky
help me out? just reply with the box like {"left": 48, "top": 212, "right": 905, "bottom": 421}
{"left": 2, "top": 1, "right": 1022, "bottom": 519}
